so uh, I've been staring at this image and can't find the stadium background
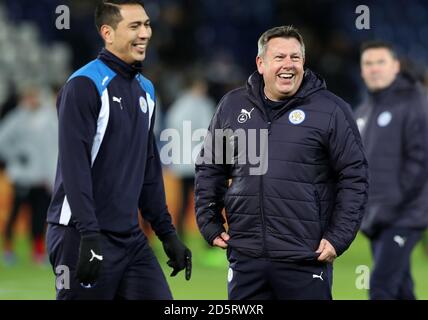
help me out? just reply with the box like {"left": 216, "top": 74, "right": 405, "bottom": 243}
{"left": 0, "top": 0, "right": 428, "bottom": 299}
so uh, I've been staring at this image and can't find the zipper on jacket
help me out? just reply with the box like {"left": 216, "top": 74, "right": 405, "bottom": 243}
{"left": 259, "top": 113, "right": 271, "bottom": 257}
{"left": 259, "top": 168, "right": 267, "bottom": 256}
{"left": 257, "top": 99, "right": 312, "bottom": 257}
{"left": 264, "top": 105, "right": 272, "bottom": 135}
{"left": 272, "top": 97, "right": 303, "bottom": 121}
{"left": 359, "top": 103, "right": 376, "bottom": 155}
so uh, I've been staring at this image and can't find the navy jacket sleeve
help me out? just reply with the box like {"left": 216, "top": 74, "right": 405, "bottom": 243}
{"left": 139, "top": 109, "right": 176, "bottom": 241}
{"left": 195, "top": 99, "right": 230, "bottom": 245}
{"left": 398, "top": 92, "right": 428, "bottom": 205}
{"left": 322, "top": 100, "right": 369, "bottom": 256}
{"left": 58, "top": 77, "right": 101, "bottom": 234}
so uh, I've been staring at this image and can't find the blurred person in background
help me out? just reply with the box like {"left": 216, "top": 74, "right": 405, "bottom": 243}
{"left": 356, "top": 41, "right": 428, "bottom": 299}
{"left": 165, "top": 71, "right": 223, "bottom": 267}
{"left": 195, "top": 25, "right": 368, "bottom": 300}
{"left": 45, "top": 0, "right": 190, "bottom": 300}
{"left": 0, "top": 84, "right": 58, "bottom": 265}
{"left": 0, "top": 84, "right": 18, "bottom": 121}
{"left": 165, "top": 71, "right": 215, "bottom": 240}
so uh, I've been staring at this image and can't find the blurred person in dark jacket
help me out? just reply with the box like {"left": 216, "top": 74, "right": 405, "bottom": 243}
{"left": 356, "top": 41, "right": 428, "bottom": 300}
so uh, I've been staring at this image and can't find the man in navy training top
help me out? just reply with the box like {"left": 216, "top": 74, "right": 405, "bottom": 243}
{"left": 195, "top": 26, "right": 369, "bottom": 300}
{"left": 46, "top": 0, "right": 191, "bottom": 300}
{"left": 356, "top": 41, "right": 428, "bottom": 300}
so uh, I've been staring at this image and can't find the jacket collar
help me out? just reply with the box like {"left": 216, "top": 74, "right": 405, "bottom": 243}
{"left": 368, "top": 73, "right": 416, "bottom": 105}
{"left": 246, "top": 69, "right": 327, "bottom": 118}
{"left": 98, "top": 48, "right": 143, "bottom": 79}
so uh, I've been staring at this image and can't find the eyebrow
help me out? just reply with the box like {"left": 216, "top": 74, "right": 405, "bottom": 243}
{"left": 274, "top": 52, "right": 301, "bottom": 56}
{"left": 363, "top": 58, "right": 386, "bottom": 63}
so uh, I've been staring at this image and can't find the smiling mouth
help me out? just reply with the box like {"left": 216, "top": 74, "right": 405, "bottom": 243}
{"left": 133, "top": 44, "right": 147, "bottom": 52}
{"left": 277, "top": 73, "right": 294, "bottom": 81}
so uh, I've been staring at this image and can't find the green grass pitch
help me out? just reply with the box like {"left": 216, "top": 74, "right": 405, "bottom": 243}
{"left": 0, "top": 232, "right": 427, "bottom": 300}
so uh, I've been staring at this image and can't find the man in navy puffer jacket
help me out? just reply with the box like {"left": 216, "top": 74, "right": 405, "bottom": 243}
{"left": 356, "top": 41, "right": 428, "bottom": 300}
{"left": 195, "top": 26, "right": 369, "bottom": 300}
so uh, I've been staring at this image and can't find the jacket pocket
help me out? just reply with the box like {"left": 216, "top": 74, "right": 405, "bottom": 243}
{"left": 314, "top": 189, "right": 321, "bottom": 220}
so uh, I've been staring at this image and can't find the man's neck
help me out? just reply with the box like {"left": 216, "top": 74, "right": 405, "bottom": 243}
{"left": 104, "top": 47, "right": 134, "bottom": 65}
{"left": 263, "top": 87, "right": 289, "bottom": 102}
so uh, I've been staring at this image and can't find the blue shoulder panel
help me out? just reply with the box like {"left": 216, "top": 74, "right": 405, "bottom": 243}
{"left": 136, "top": 73, "right": 155, "bottom": 100}
{"left": 68, "top": 59, "right": 116, "bottom": 96}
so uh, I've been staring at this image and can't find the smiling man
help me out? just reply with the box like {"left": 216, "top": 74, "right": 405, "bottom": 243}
{"left": 195, "top": 26, "right": 369, "bottom": 300}
{"left": 46, "top": 0, "right": 191, "bottom": 300}
{"left": 256, "top": 36, "right": 304, "bottom": 100}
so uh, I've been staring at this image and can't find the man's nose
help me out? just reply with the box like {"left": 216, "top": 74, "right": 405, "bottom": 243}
{"left": 282, "top": 57, "right": 294, "bottom": 69}
{"left": 138, "top": 26, "right": 151, "bottom": 39}
{"left": 370, "top": 66, "right": 380, "bottom": 75}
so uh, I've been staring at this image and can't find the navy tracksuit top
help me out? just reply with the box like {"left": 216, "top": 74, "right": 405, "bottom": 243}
{"left": 47, "top": 49, "right": 175, "bottom": 239}
{"left": 195, "top": 70, "right": 369, "bottom": 261}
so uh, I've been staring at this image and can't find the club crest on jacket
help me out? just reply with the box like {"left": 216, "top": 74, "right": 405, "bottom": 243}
{"left": 289, "top": 109, "right": 306, "bottom": 125}
{"left": 377, "top": 111, "right": 392, "bottom": 127}
{"left": 139, "top": 96, "right": 147, "bottom": 113}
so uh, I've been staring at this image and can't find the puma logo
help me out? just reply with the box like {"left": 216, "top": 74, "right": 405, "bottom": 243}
{"left": 312, "top": 271, "right": 324, "bottom": 281}
{"left": 393, "top": 235, "right": 406, "bottom": 247}
{"left": 113, "top": 96, "right": 123, "bottom": 109}
{"left": 237, "top": 108, "right": 255, "bottom": 124}
{"left": 89, "top": 249, "right": 103, "bottom": 262}
{"left": 241, "top": 108, "right": 254, "bottom": 119}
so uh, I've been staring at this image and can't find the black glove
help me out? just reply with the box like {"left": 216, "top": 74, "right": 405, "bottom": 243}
{"left": 76, "top": 233, "right": 104, "bottom": 287}
{"left": 161, "top": 234, "right": 192, "bottom": 280}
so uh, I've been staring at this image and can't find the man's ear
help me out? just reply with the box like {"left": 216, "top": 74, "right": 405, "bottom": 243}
{"left": 394, "top": 59, "right": 401, "bottom": 74}
{"left": 256, "top": 55, "right": 264, "bottom": 75}
{"left": 100, "top": 25, "right": 114, "bottom": 45}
